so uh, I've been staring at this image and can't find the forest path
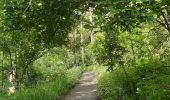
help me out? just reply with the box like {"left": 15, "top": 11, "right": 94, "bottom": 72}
{"left": 60, "top": 71, "right": 98, "bottom": 100}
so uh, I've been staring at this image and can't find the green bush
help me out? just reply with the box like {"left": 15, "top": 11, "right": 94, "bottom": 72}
{"left": 33, "top": 51, "right": 68, "bottom": 82}
{"left": 6, "top": 67, "right": 81, "bottom": 100}
{"left": 98, "top": 62, "right": 170, "bottom": 100}
{"left": 82, "top": 65, "right": 98, "bottom": 71}
{"left": 97, "top": 67, "right": 135, "bottom": 100}
{"left": 135, "top": 64, "right": 170, "bottom": 100}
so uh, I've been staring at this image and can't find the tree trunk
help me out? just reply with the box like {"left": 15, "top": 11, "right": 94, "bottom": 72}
{"left": 8, "top": 51, "right": 16, "bottom": 95}
{"left": 156, "top": 9, "right": 170, "bottom": 34}
{"left": 89, "top": 7, "right": 94, "bottom": 45}
{"left": 73, "top": 29, "right": 77, "bottom": 66}
{"left": 89, "top": 7, "right": 95, "bottom": 64}
{"left": 14, "top": 49, "right": 19, "bottom": 88}
{"left": 1, "top": 50, "right": 4, "bottom": 95}
{"left": 80, "top": 22, "right": 85, "bottom": 66}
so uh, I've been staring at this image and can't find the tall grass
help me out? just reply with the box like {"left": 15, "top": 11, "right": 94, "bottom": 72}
{"left": 5, "top": 67, "right": 81, "bottom": 100}
{"left": 97, "top": 64, "right": 170, "bottom": 100}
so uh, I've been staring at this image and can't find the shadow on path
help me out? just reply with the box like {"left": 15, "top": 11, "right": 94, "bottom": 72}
{"left": 60, "top": 71, "right": 97, "bottom": 100}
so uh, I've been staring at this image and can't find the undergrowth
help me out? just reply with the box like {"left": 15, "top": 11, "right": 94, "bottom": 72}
{"left": 97, "top": 61, "right": 170, "bottom": 100}
{"left": 5, "top": 67, "right": 81, "bottom": 100}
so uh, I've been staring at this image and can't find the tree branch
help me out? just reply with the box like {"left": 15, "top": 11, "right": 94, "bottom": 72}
{"left": 160, "top": 10, "right": 170, "bottom": 33}
{"left": 156, "top": 19, "right": 168, "bottom": 30}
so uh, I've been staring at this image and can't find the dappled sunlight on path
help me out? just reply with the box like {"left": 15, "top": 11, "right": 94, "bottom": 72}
{"left": 60, "top": 71, "right": 98, "bottom": 100}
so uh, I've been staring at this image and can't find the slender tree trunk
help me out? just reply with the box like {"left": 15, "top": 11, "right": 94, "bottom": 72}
{"left": 156, "top": 9, "right": 170, "bottom": 34}
{"left": 1, "top": 50, "right": 4, "bottom": 95}
{"left": 167, "top": 28, "right": 170, "bottom": 49}
{"left": 9, "top": 51, "right": 12, "bottom": 69}
{"left": 80, "top": 22, "right": 85, "bottom": 66}
{"left": 14, "top": 49, "right": 19, "bottom": 88}
{"left": 89, "top": 7, "right": 94, "bottom": 44}
{"left": 89, "top": 7, "right": 95, "bottom": 64}
{"left": 160, "top": 10, "right": 170, "bottom": 34}
{"left": 8, "top": 51, "right": 16, "bottom": 95}
{"left": 90, "top": 30, "right": 94, "bottom": 45}
{"left": 9, "top": 51, "right": 15, "bottom": 81}
{"left": 73, "top": 30, "right": 77, "bottom": 66}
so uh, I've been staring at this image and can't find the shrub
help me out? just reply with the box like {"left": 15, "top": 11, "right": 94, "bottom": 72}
{"left": 97, "top": 67, "right": 136, "bottom": 100}
{"left": 98, "top": 62, "right": 170, "bottom": 100}
{"left": 135, "top": 65, "right": 170, "bottom": 100}
{"left": 6, "top": 67, "right": 82, "bottom": 100}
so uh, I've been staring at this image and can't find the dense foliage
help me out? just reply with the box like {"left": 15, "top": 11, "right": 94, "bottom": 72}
{"left": 0, "top": 0, "right": 170, "bottom": 99}
{"left": 7, "top": 67, "right": 81, "bottom": 100}
{"left": 98, "top": 60, "right": 170, "bottom": 100}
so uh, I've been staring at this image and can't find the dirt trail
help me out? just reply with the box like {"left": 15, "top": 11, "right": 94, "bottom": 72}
{"left": 60, "top": 71, "right": 98, "bottom": 100}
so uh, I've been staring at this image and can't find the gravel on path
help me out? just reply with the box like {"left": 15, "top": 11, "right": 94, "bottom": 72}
{"left": 60, "top": 71, "right": 98, "bottom": 100}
